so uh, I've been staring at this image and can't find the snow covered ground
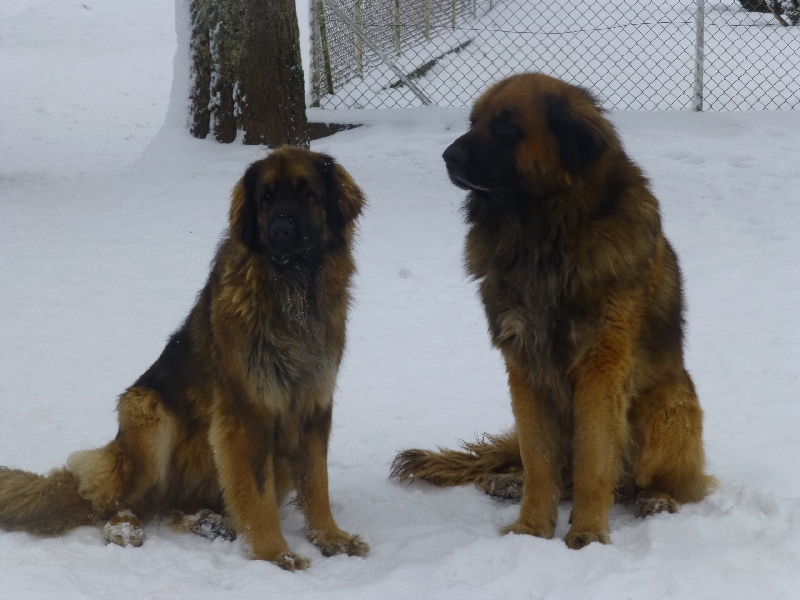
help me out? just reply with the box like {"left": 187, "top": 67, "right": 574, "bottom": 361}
{"left": 1, "top": 1, "right": 799, "bottom": 599}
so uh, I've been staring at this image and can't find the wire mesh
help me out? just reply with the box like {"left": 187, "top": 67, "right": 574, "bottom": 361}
{"left": 309, "top": 0, "right": 800, "bottom": 110}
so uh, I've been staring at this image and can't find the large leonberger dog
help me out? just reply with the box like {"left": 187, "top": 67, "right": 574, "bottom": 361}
{"left": 392, "top": 73, "right": 715, "bottom": 549}
{"left": 0, "top": 146, "right": 368, "bottom": 570}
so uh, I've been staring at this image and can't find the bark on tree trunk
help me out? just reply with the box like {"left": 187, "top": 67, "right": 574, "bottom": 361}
{"left": 189, "top": 0, "right": 309, "bottom": 147}
{"left": 240, "top": 0, "right": 308, "bottom": 146}
{"left": 189, "top": 1, "right": 212, "bottom": 139}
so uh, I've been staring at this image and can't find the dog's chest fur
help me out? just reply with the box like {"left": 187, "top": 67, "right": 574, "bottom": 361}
{"left": 465, "top": 199, "right": 595, "bottom": 408}
{"left": 214, "top": 252, "right": 341, "bottom": 412}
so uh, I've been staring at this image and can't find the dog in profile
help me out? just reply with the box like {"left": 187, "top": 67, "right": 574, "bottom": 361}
{"left": 392, "top": 73, "right": 714, "bottom": 549}
{"left": 0, "top": 146, "right": 368, "bottom": 570}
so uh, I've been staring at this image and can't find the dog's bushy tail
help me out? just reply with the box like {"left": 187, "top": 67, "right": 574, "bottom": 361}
{"left": 0, "top": 466, "right": 98, "bottom": 535}
{"left": 390, "top": 431, "right": 522, "bottom": 488}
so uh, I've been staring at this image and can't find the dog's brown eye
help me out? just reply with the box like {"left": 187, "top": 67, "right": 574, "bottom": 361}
{"left": 298, "top": 186, "right": 315, "bottom": 201}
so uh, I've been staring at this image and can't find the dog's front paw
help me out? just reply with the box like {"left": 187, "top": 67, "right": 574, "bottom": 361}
{"left": 501, "top": 518, "right": 555, "bottom": 539}
{"left": 564, "top": 528, "right": 610, "bottom": 549}
{"left": 271, "top": 550, "right": 311, "bottom": 571}
{"left": 309, "top": 530, "right": 370, "bottom": 557}
{"left": 102, "top": 510, "right": 144, "bottom": 548}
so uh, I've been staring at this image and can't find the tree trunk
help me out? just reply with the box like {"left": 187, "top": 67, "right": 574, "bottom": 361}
{"left": 189, "top": 0, "right": 212, "bottom": 139}
{"left": 189, "top": 0, "right": 309, "bottom": 147}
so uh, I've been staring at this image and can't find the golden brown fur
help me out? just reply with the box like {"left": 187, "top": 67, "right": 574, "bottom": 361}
{"left": 0, "top": 146, "right": 368, "bottom": 570}
{"left": 392, "top": 73, "right": 714, "bottom": 549}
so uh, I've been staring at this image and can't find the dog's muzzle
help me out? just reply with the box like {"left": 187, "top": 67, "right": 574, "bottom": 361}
{"left": 268, "top": 215, "right": 302, "bottom": 265}
{"left": 442, "top": 142, "right": 469, "bottom": 185}
{"left": 442, "top": 141, "right": 492, "bottom": 192}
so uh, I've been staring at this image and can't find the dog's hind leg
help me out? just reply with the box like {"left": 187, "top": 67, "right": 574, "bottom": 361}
{"left": 171, "top": 509, "right": 236, "bottom": 542}
{"left": 629, "top": 372, "right": 715, "bottom": 518}
{"left": 67, "top": 387, "right": 176, "bottom": 546}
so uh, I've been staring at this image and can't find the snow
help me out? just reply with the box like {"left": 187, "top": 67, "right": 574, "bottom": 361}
{"left": 1, "top": 1, "right": 799, "bottom": 599}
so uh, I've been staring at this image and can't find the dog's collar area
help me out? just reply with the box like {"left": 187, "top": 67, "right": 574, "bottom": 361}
{"left": 268, "top": 242, "right": 317, "bottom": 269}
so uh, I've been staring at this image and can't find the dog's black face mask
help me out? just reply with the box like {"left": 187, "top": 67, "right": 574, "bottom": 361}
{"left": 258, "top": 183, "right": 316, "bottom": 267}
{"left": 239, "top": 150, "right": 364, "bottom": 274}
{"left": 442, "top": 109, "right": 523, "bottom": 195}
{"left": 241, "top": 160, "right": 325, "bottom": 269}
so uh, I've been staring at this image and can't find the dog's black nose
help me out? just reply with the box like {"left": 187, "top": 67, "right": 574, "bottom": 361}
{"left": 268, "top": 215, "right": 297, "bottom": 244}
{"left": 442, "top": 143, "right": 467, "bottom": 169}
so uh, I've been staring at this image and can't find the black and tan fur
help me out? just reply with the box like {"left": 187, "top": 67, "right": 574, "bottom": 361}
{"left": 0, "top": 146, "right": 368, "bottom": 570}
{"left": 392, "top": 73, "right": 714, "bottom": 549}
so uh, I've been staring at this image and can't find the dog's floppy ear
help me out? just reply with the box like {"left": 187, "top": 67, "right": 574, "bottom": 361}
{"left": 318, "top": 154, "right": 365, "bottom": 235}
{"left": 544, "top": 94, "right": 609, "bottom": 176}
{"left": 240, "top": 161, "right": 263, "bottom": 251}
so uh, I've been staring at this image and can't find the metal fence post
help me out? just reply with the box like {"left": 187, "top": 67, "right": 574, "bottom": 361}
{"left": 316, "top": 0, "right": 334, "bottom": 97}
{"left": 424, "top": 0, "right": 430, "bottom": 41}
{"left": 394, "top": 0, "right": 402, "bottom": 54}
{"left": 355, "top": 0, "right": 363, "bottom": 76}
{"left": 693, "top": 0, "right": 705, "bottom": 111}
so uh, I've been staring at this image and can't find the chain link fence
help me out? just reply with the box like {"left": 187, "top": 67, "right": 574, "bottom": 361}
{"left": 309, "top": 0, "right": 800, "bottom": 110}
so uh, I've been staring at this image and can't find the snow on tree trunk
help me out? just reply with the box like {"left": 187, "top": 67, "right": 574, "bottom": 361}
{"left": 189, "top": 0, "right": 309, "bottom": 147}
